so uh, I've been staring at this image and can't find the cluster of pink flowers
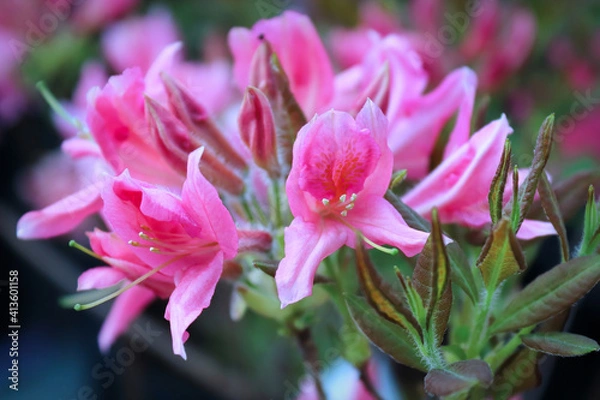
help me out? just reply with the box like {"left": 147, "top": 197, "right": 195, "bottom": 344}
{"left": 0, "top": 0, "right": 139, "bottom": 128}
{"left": 17, "top": 10, "right": 555, "bottom": 361}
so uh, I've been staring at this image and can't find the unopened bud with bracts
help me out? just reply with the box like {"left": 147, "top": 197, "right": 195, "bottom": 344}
{"left": 146, "top": 96, "right": 244, "bottom": 195}
{"left": 161, "top": 72, "right": 247, "bottom": 170}
{"left": 239, "top": 86, "right": 280, "bottom": 178}
{"left": 249, "top": 40, "right": 277, "bottom": 99}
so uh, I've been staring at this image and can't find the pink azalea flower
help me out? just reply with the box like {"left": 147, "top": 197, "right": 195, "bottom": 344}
{"left": 98, "top": 147, "right": 238, "bottom": 358}
{"left": 101, "top": 8, "right": 180, "bottom": 73}
{"left": 87, "top": 67, "right": 183, "bottom": 187}
{"left": 333, "top": 32, "right": 477, "bottom": 178}
{"left": 228, "top": 10, "right": 335, "bottom": 118}
{"left": 402, "top": 115, "right": 556, "bottom": 240}
{"left": 276, "top": 101, "right": 429, "bottom": 307}
{"left": 71, "top": 0, "right": 140, "bottom": 32}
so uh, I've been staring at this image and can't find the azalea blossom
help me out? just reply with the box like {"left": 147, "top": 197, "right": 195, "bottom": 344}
{"left": 276, "top": 100, "right": 429, "bottom": 307}
{"left": 88, "top": 147, "right": 238, "bottom": 358}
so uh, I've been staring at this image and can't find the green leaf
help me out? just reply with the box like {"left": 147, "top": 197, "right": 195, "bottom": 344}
{"left": 517, "top": 115, "right": 554, "bottom": 230}
{"left": 385, "top": 190, "right": 431, "bottom": 232}
{"left": 489, "top": 139, "right": 512, "bottom": 225}
{"left": 579, "top": 186, "right": 600, "bottom": 256}
{"left": 424, "top": 360, "right": 493, "bottom": 397}
{"left": 522, "top": 332, "right": 600, "bottom": 357}
{"left": 538, "top": 173, "right": 570, "bottom": 261}
{"left": 477, "top": 219, "right": 526, "bottom": 288}
{"left": 447, "top": 243, "right": 479, "bottom": 303}
{"left": 355, "top": 240, "right": 419, "bottom": 332}
{"left": 504, "top": 115, "right": 554, "bottom": 232}
{"left": 491, "top": 255, "right": 600, "bottom": 334}
{"left": 390, "top": 169, "right": 408, "bottom": 191}
{"left": 489, "top": 311, "right": 569, "bottom": 399}
{"left": 59, "top": 281, "right": 127, "bottom": 309}
{"left": 529, "top": 169, "right": 600, "bottom": 222}
{"left": 345, "top": 294, "right": 427, "bottom": 371}
{"left": 413, "top": 209, "right": 452, "bottom": 343}
{"left": 489, "top": 346, "right": 541, "bottom": 400}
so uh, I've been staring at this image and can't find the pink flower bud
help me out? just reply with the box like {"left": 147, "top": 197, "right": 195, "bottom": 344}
{"left": 239, "top": 86, "right": 280, "bottom": 178}
{"left": 161, "top": 72, "right": 247, "bottom": 170}
{"left": 146, "top": 96, "right": 244, "bottom": 195}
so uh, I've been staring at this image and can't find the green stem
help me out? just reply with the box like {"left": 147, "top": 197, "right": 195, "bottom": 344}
{"left": 466, "top": 288, "right": 494, "bottom": 358}
{"left": 486, "top": 326, "right": 535, "bottom": 372}
{"left": 271, "top": 177, "right": 284, "bottom": 228}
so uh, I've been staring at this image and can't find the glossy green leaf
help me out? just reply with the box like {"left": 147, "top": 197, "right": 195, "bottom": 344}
{"left": 345, "top": 294, "right": 426, "bottom": 371}
{"left": 424, "top": 360, "right": 493, "bottom": 397}
{"left": 522, "top": 332, "right": 599, "bottom": 357}
{"left": 491, "top": 255, "right": 600, "bottom": 333}
{"left": 477, "top": 219, "right": 526, "bottom": 288}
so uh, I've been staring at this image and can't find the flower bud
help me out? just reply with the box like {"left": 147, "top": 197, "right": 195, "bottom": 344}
{"left": 146, "top": 96, "right": 244, "bottom": 195}
{"left": 239, "top": 86, "right": 280, "bottom": 178}
{"left": 161, "top": 72, "right": 247, "bottom": 170}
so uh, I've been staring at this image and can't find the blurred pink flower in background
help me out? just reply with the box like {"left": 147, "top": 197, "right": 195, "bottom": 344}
{"left": 330, "top": 0, "right": 536, "bottom": 92}
{"left": 296, "top": 360, "right": 378, "bottom": 400}
{"left": 71, "top": 0, "right": 140, "bottom": 32}
{"left": 101, "top": 8, "right": 180, "bottom": 73}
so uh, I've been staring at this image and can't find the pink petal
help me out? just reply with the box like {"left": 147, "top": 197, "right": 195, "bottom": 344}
{"left": 182, "top": 148, "right": 238, "bottom": 259}
{"left": 61, "top": 137, "right": 102, "bottom": 159}
{"left": 276, "top": 218, "right": 347, "bottom": 308}
{"left": 348, "top": 196, "right": 429, "bottom": 257}
{"left": 355, "top": 100, "right": 393, "bottom": 197}
{"left": 403, "top": 115, "right": 512, "bottom": 224}
{"left": 517, "top": 219, "right": 557, "bottom": 240}
{"left": 98, "top": 285, "right": 155, "bottom": 352}
{"left": 164, "top": 253, "right": 223, "bottom": 359}
{"left": 388, "top": 67, "right": 477, "bottom": 177}
{"left": 77, "top": 267, "right": 127, "bottom": 291}
{"left": 16, "top": 182, "right": 104, "bottom": 239}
